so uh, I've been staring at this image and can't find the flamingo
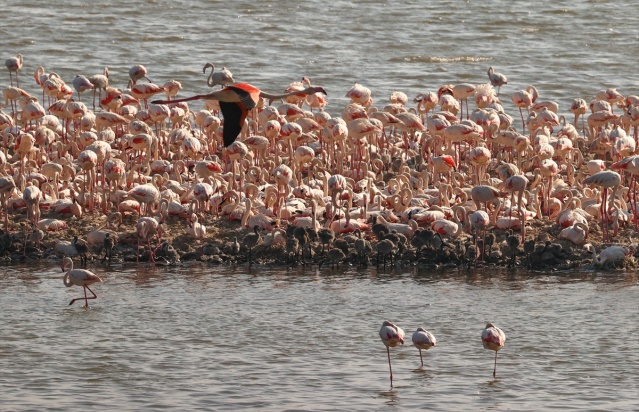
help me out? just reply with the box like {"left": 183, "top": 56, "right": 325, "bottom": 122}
{"left": 136, "top": 216, "right": 163, "bottom": 262}
{"left": 558, "top": 222, "right": 588, "bottom": 245}
{"left": 128, "top": 64, "right": 151, "bottom": 88}
{"left": 61, "top": 257, "right": 103, "bottom": 307}
{"left": 72, "top": 75, "right": 94, "bottom": 102}
{"left": 481, "top": 323, "right": 506, "bottom": 378}
{"left": 511, "top": 85, "right": 538, "bottom": 133}
{"left": 487, "top": 67, "right": 507, "bottom": 95}
{"left": 412, "top": 327, "right": 436, "bottom": 368}
{"left": 88, "top": 67, "right": 109, "bottom": 109}
{"left": 379, "top": 320, "right": 404, "bottom": 388}
{"left": 582, "top": 171, "right": 621, "bottom": 242}
{"left": 186, "top": 213, "right": 207, "bottom": 238}
{"left": 584, "top": 243, "right": 630, "bottom": 268}
{"left": 203, "top": 63, "right": 235, "bottom": 88}
{"left": 5, "top": 53, "right": 23, "bottom": 87}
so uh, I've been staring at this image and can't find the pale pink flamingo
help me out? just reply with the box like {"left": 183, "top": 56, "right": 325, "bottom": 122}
{"left": 72, "top": 75, "right": 94, "bottom": 102}
{"left": 0, "top": 175, "right": 16, "bottom": 230}
{"left": 23, "top": 181, "right": 41, "bottom": 226}
{"left": 481, "top": 323, "right": 506, "bottom": 378}
{"left": 558, "top": 222, "right": 588, "bottom": 245}
{"left": 186, "top": 213, "right": 207, "bottom": 238}
{"left": 504, "top": 174, "right": 529, "bottom": 241}
{"left": 127, "top": 183, "right": 160, "bottom": 216}
{"left": 131, "top": 83, "right": 165, "bottom": 109}
{"left": 511, "top": 85, "right": 538, "bottom": 133}
{"left": 203, "top": 63, "right": 235, "bottom": 88}
{"left": 412, "top": 327, "right": 436, "bottom": 368}
{"left": 595, "top": 88, "right": 624, "bottom": 110}
{"left": 136, "top": 216, "right": 163, "bottom": 262}
{"left": 414, "top": 91, "right": 438, "bottom": 120}
{"left": 611, "top": 155, "right": 639, "bottom": 229}
{"left": 5, "top": 53, "right": 23, "bottom": 87}
{"left": 487, "top": 67, "right": 507, "bottom": 95}
{"left": 128, "top": 64, "right": 151, "bottom": 88}
{"left": 88, "top": 67, "right": 109, "bottom": 109}
{"left": 453, "top": 83, "right": 476, "bottom": 119}
{"left": 582, "top": 170, "right": 621, "bottom": 242}
{"left": 61, "top": 256, "right": 103, "bottom": 307}
{"left": 584, "top": 243, "right": 630, "bottom": 268}
{"left": 345, "top": 83, "right": 372, "bottom": 106}
{"left": 470, "top": 185, "right": 502, "bottom": 212}
{"left": 163, "top": 79, "right": 182, "bottom": 100}
{"left": 379, "top": 320, "right": 405, "bottom": 387}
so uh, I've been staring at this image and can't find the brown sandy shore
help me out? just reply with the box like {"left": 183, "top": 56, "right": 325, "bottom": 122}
{"left": 3, "top": 209, "right": 637, "bottom": 271}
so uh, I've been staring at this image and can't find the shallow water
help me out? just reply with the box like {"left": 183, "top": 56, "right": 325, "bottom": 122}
{"left": 0, "top": 262, "right": 637, "bottom": 411}
{"left": 3, "top": 0, "right": 638, "bottom": 115}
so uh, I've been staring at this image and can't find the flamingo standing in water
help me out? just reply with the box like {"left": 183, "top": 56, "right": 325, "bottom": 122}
{"left": 379, "top": 320, "right": 405, "bottom": 388}
{"left": 481, "top": 323, "right": 506, "bottom": 378}
{"left": 487, "top": 66, "right": 507, "bottom": 95}
{"left": 203, "top": 63, "right": 235, "bottom": 88}
{"left": 61, "top": 257, "right": 103, "bottom": 307}
{"left": 412, "top": 327, "right": 436, "bottom": 368}
{"left": 5, "top": 53, "right": 23, "bottom": 87}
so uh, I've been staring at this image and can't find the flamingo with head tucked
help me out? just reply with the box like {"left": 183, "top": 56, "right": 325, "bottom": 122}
{"left": 379, "top": 320, "right": 405, "bottom": 388}
{"left": 481, "top": 323, "right": 506, "bottom": 378}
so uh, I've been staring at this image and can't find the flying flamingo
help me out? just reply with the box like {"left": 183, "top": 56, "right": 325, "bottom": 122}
{"left": 61, "top": 256, "right": 103, "bottom": 307}
{"left": 487, "top": 67, "right": 507, "bottom": 95}
{"left": 582, "top": 170, "right": 621, "bottom": 242}
{"left": 5, "top": 53, "right": 23, "bottom": 87}
{"left": 379, "top": 320, "right": 405, "bottom": 388}
{"left": 412, "top": 327, "right": 436, "bottom": 368}
{"left": 481, "top": 323, "right": 506, "bottom": 378}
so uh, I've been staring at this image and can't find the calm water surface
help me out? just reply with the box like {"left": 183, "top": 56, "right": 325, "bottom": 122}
{"left": 1, "top": 0, "right": 639, "bottom": 410}
{"left": 0, "top": 262, "right": 637, "bottom": 411}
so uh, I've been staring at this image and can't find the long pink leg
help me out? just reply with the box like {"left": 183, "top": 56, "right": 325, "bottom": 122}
{"left": 419, "top": 349, "right": 424, "bottom": 367}
{"left": 387, "top": 347, "right": 394, "bottom": 388}
{"left": 493, "top": 351, "right": 498, "bottom": 378}
{"left": 69, "top": 285, "right": 97, "bottom": 307}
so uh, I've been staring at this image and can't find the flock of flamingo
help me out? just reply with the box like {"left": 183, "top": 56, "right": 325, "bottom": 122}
{"left": 379, "top": 320, "right": 505, "bottom": 387}
{"left": 2, "top": 54, "right": 638, "bottom": 306}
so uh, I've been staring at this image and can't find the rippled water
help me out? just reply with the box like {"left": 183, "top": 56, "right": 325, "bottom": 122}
{"left": 0, "top": 263, "right": 637, "bottom": 411}
{"left": 2, "top": 0, "right": 639, "bottom": 410}
{"left": 3, "top": 0, "right": 638, "bottom": 114}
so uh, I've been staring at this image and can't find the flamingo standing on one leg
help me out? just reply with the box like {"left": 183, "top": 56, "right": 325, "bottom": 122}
{"left": 481, "top": 323, "right": 506, "bottom": 378}
{"left": 379, "top": 320, "right": 405, "bottom": 388}
{"left": 61, "top": 257, "right": 103, "bottom": 307}
{"left": 411, "top": 327, "right": 436, "bottom": 368}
